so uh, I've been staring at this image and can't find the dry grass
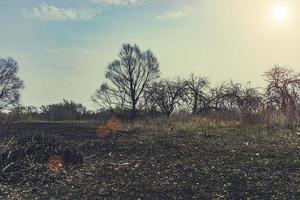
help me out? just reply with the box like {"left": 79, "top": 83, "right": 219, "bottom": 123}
{"left": 123, "top": 115, "right": 241, "bottom": 135}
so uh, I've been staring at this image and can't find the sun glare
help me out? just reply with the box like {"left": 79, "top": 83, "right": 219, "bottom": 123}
{"left": 273, "top": 5, "right": 288, "bottom": 22}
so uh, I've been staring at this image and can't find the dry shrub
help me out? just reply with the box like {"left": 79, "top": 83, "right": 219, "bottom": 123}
{"left": 47, "top": 155, "right": 64, "bottom": 173}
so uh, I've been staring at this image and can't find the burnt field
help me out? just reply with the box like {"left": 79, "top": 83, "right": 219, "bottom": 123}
{"left": 0, "top": 121, "right": 299, "bottom": 199}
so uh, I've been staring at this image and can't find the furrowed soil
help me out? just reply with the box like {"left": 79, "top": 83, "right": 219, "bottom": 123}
{"left": 0, "top": 122, "right": 299, "bottom": 199}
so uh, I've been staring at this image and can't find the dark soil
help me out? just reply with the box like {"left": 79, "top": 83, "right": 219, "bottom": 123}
{"left": 0, "top": 122, "right": 299, "bottom": 199}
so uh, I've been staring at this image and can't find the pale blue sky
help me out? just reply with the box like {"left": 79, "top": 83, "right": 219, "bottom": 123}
{"left": 1, "top": 0, "right": 300, "bottom": 109}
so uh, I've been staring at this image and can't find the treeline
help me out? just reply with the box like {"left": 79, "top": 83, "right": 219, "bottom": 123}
{"left": 3, "top": 100, "right": 111, "bottom": 122}
{"left": 91, "top": 44, "right": 300, "bottom": 128}
{"left": 1, "top": 44, "right": 300, "bottom": 127}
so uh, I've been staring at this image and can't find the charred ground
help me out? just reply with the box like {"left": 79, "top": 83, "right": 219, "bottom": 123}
{"left": 0, "top": 121, "right": 299, "bottom": 199}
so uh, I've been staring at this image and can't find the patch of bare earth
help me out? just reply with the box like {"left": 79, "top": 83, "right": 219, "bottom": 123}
{"left": 0, "top": 122, "right": 299, "bottom": 199}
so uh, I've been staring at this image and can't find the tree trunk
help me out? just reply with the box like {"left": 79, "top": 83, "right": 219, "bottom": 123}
{"left": 130, "top": 104, "right": 137, "bottom": 120}
{"left": 192, "top": 97, "right": 198, "bottom": 115}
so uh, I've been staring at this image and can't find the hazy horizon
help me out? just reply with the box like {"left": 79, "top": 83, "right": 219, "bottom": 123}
{"left": 1, "top": 0, "right": 300, "bottom": 110}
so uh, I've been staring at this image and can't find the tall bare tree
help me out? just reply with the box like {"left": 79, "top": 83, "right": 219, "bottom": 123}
{"left": 92, "top": 44, "right": 160, "bottom": 119}
{"left": 0, "top": 57, "right": 24, "bottom": 110}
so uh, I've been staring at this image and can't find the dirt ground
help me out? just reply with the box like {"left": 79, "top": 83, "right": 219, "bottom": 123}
{"left": 0, "top": 122, "right": 299, "bottom": 199}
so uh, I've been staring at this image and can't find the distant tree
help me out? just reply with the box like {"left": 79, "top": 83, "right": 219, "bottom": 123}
{"left": 146, "top": 79, "right": 185, "bottom": 118}
{"left": 92, "top": 44, "right": 160, "bottom": 119}
{"left": 9, "top": 105, "right": 38, "bottom": 121}
{"left": 91, "top": 83, "right": 127, "bottom": 116}
{"left": 0, "top": 58, "right": 24, "bottom": 110}
{"left": 263, "top": 66, "right": 300, "bottom": 118}
{"left": 225, "top": 81, "right": 262, "bottom": 120}
{"left": 206, "top": 82, "right": 231, "bottom": 112}
{"left": 184, "top": 74, "right": 209, "bottom": 114}
{"left": 40, "top": 99, "right": 87, "bottom": 121}
{"left": 143, "top": 88, "right": 160, "bottom": 116}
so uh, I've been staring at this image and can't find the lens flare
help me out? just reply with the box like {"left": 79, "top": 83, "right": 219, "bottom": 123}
{"left": 107, "top": 117, "right": 122, "bottom": 132}
{"left": 97, "top": 125, "right": 110, "bottom": 139}
{"left": 48, "top": 155, "right": 64, "bottom": 173}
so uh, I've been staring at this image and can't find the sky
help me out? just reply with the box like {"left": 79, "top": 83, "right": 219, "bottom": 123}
{"left": 1, "top": 0, "right": 300, "bottom": 110}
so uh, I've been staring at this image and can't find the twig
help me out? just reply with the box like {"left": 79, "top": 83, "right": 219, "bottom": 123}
{"left": 109, "top": 162, "right": 130, "bottom": 166}
{"left": 86, "top": 153, "right": 101, "bottom": 160}
{"left": 2, "top": 162, "right": 14, "bottom": 173}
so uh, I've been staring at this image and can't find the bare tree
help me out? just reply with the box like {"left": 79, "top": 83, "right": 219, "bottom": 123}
{"left": 0, "top": 58, "right": 24, "bottom": 110}
{"left": 143, "top": 87, "right": 159, "bottom": 115}
{"left": 184, "top": 74, "right": 209, "bottom": 114}
{"left": 225, "top": 81, "right": 262, "bottom": 120}
{"left": 146, "top": 79, "right": 185, "bottom": 118}
{"left": 92, "top": 44, "right": 160, "bottom": 119}
{"left": 91, "top": 83, "right": 127, "bottom": 115}
{"left": 206, "top": 82, "right": 230, "bottom": 112}
{"left": 263, "top": 66, "right": 300, "bottom": 118}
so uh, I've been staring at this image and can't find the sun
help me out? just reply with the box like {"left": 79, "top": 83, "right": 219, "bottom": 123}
{"left": 273, "top": 5, "right": 288, "bottom": 22}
